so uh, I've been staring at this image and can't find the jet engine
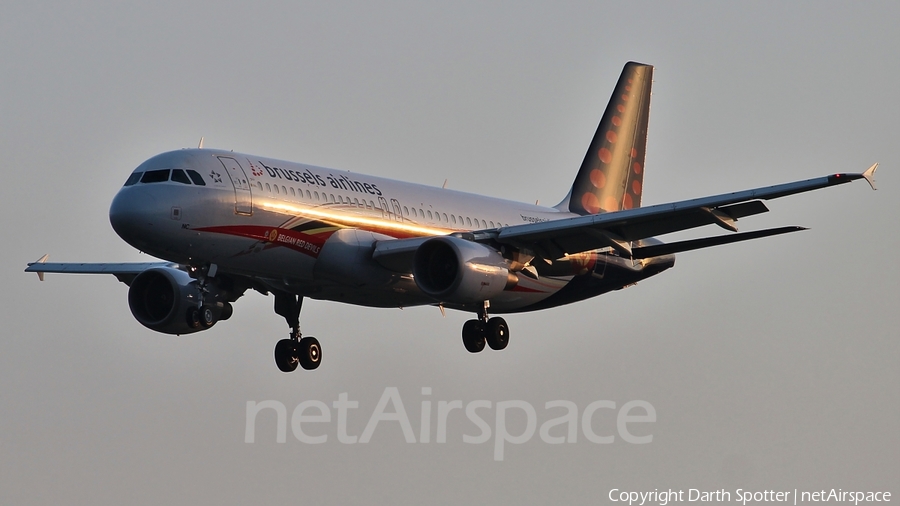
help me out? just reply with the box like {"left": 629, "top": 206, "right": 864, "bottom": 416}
{"left": 127, "top": 267, "right": 229, "bottom": 335}
{"left": 412, "top": 236, "right": 517, "bottom": 303}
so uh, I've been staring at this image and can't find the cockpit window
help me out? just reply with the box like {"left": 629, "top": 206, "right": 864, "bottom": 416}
{"left": 185, "top": 170, "right": 206, "bottom": 186}
{"left": 141, "top": 169, "right": 171, "bottom": 183}
{"left": 171, "top": 169, "right": 192, "bottom": 185}
{"left": 124, "top": 172, "right": 142, "bottom": 186}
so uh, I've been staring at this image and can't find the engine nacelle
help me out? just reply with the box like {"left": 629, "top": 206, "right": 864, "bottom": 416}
{"left": 412, "top": 236, "right": 516, "bottom": 303}
{"left": 127, "top": 267, "right": 216, "bottom": 335}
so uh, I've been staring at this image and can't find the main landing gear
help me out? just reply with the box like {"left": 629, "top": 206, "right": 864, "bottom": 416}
{"left": 184, "top": 263, "right": 233, "bottom": 331}
{"left": 273, "top": 291, "right": 321, "bottom": 372}
{"left": 461, "top": 301, "right": 509, "bottom": 353}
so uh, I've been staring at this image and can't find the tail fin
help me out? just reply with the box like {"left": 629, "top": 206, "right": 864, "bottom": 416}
{"left": 558, "top": 62, "right": 653, "bottom": 215}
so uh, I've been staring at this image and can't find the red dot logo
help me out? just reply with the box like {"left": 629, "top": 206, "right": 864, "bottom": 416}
{"left": 602, "top": 196, "right": 619, "bottom": 212}
{"left": 598, "top": 148, "right": 612, "bottom": 164}
{"left": 581, "top": 193, "right": 601, "bottom": 214}
{"left": 590, "top": 169, "right": 606, "bottom": 188}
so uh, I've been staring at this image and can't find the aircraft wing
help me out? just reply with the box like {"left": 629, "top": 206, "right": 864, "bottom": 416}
{"left": 25, "top": 255, "right": 172, "bottom": 284}
{"left": 494, "top": 165, "right": 878, "bottom": 259}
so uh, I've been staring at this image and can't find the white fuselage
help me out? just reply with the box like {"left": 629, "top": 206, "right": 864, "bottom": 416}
{"left": 109, "top": 148, "right": 671, "bottom": 313}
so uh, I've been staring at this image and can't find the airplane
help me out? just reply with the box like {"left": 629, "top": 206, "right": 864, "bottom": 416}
{"left": 26, "top": 62, "right": 878, "bottom": 373}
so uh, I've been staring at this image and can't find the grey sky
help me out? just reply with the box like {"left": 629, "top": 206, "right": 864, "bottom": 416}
{"left": 2, "top": 2, "right": 897, "bottom": 504}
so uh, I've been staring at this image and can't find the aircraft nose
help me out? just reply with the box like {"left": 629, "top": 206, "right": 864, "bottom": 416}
{"left": 109, "top": 187, "right": 160, "bottom": 249}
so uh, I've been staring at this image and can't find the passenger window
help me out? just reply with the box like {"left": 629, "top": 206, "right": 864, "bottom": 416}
{"left": 451, "top": 215, "right": 457, "bottom": 224}
{"left": 489, "top": 221, "right": 495, "bottom": 228}
{"left": 314, "top": 191, "right": 319, "bottom": 201}
{"left": 427, "top": 210, "right": 433, "bottom": 220}
{"left": 411, "top": 208, "right": 417, "bottom": 218}
{"left": 257, "top": 182, "right": 263, "bottom": 191}
{"left": 306, "top": 190, "right": 311, "bottom": 199}
{"left": 403, "top": 206, "right": 409, "bottom": 216}
{"left": 274, "top": 185, "right": 279, "bottom": 195}
{"left": 171, "top": 169, "right": 191, "bottom": 184}
{"left": 186, "top": 170, "right": 206, "bottom": 186}
{"left": 329, "top": 194, "right": 335, "bottom": 202}
{"left": 290, "top": 187, "right": 295, "bottom": 196}
{"left": 442, "top": 213, "right": 448, "bottom": 222}
{"left": 282, "top": 186, "right": 287, "bottom": 195}
{"left": 266, "top": 183, "right": 271, "bottom": 192}
{"left": 124, "top": 172, "right": 142, "bottom": 186}
{"left": 141, "top": 169, "right": 170, "bottom": 183}
{"left": 466, "top": 217, "right": 472, "bottom": 226}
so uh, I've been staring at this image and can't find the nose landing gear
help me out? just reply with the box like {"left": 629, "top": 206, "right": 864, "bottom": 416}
{"left": 461, "top": 301, "right": 509, "bottom": 353}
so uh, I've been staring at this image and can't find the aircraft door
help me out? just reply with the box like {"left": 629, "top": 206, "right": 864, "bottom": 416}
{"left": 218, "top": 157, "right": 252, "bottom": 215}
{"left": 391, "top": 199, "right": 403, "bottom": 221}
{"left": 378, "top": 196, "right": 390, "bottom": 220}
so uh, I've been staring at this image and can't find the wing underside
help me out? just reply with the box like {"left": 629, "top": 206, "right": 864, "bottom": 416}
{"left": 370, "top": 166, "right": 876, "bottom": 273}
{"left": 495, "top": 165, "right": 877, "bottom": 260}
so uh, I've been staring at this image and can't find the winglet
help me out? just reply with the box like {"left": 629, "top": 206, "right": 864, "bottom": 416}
{"left": 31, "top": 254, "right": 49, "bottom": 281}
{"left": 862, "top": 163, "right": 878, "bottom": 190}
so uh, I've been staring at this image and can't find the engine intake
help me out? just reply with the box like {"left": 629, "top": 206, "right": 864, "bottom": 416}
{"left": 413, "top": 236, "right": 516, "bottom": 303}
{"left": 128, "top": 267, "right": 213, "bottom": 335}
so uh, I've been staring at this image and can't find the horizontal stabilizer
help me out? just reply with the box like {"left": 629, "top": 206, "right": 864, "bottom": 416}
{"left": 631, "top": 226, "right": 807, "bottom": 259}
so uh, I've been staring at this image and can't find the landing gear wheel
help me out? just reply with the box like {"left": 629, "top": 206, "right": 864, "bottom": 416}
{"left": 486, "top": 317, "right": 509, "bottom": 350}
{"left": 186, "top": 307, "right": 201, "bottom": 329}
{"left": 274, "top": 339, "right": 299, "bottom": 373}
{"left": 298, "top": 336, "right": 322, "bottom": 370}
{"left": 462, "top": 320, "right": 486, "bottom": 353}
{"left": 219, "top": 302, "right": 234, "bottom": 321}
{"left": 200, "top": 306, "right": 216, "bottom": 328}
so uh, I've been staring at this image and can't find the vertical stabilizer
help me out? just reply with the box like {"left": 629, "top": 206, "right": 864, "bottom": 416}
{"left": 560, "top": 62, "right": 653, "bottom": 215}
